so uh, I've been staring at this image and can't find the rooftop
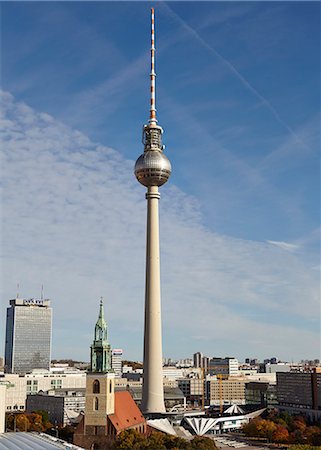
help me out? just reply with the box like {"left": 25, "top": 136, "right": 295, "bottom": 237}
{"left": 108, "top": 391, "right": 145, "bottom": 432}
{"left": 0, "top": 432, "right": 84, "bottom": 449}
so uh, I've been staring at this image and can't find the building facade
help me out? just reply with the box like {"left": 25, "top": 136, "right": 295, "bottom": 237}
{"left": 5, "top": 298, "right": 52, "bottom": 374}
{"left": 111, "top": 349, "right": 123, "bottom": 377}
{"left": 206, "top": 379, "right": 246, "bottom": 406}
{"left": 208, "top": 357, "right": 239, "bottom": 377}
{"left": 277, "top": 371, "right": 321, "bottom": 420}
{"left": 26, "top": 388, "right": 86, "bottom": 426}
{"left": 245, "top": 381, "right": 277, "bottom": 408}
{"left": 1, "top": 370, "right": 86, "bottom": 412}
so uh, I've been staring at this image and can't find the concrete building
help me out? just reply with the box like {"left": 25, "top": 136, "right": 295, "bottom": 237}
{"left": 206, "top": 378, "right": 245, "bottom": 406}
{"left": 26, "top": 388, "right": 86, "bottom": 425}
{"left": 5, "top": 298, "right": 52, "bottom": 374}
{"left": 0, "top": 384, "right": 6, "bottom": 434}
{"left": 134, "top": 8, "right": 171, "bottom": 415}
{"left": 0, "top": 369, "right": 86, "bottom": 412}
{"left": 184, "top": 408, "right": 265, "bottom": 436}
{"left": 193, "top": 352, "right": 203, "bottom": 369}
{"left": 277, "top": 371, "right": 321, "bottom": 420}
{"left": 265, "top": 363, "right": 290, "bottom": 373}
{"left": 178, "top": 378, "right": 203, "bottom": 406}
{"left": 162, "top": 367, "right": 184, "bottom": 380}
{"left": 111, "top": 349, "right": 123, "bottom": 377}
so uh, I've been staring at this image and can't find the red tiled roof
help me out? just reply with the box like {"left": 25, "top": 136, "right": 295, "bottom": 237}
{"left": 108, "top": 391, "right": 145, "bottom": 432}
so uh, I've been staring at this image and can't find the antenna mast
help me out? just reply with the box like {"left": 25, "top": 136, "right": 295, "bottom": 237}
{"left": 149, "top": 8, "right": 157, "bottom": 124}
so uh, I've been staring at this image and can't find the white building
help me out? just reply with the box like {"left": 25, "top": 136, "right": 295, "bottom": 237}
{"left": 228, "top": 358, "right": 239, "bottom": 376}
{"left": 0, "top": 384, "right": 6, "bottom": 433}
{"left": 0, "top": 369, "right": 86, "bottom": 411}
{"left": 162, "top": 367, "right": 184, "bottom": 380}
{"left": 265, "top": 363, "right": 290, "bottom": 373}
{"left": 111, "top": 349, "right": 123, "bottom": 377}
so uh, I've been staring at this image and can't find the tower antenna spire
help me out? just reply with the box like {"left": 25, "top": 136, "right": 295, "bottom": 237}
{"left": 149, "top": 8, "right": 157, "bottom": 124}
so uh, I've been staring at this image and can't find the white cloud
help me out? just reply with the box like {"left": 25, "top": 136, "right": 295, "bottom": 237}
{"left": 267, "top": 241, "right": 299, "bottom": 252}
{"left": 0, "top": 91, "right": 319, "bottom": 362}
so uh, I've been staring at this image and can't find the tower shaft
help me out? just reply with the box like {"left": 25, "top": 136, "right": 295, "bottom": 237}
{"left": 141, "top": 185, "right": 165, "bottom": 413}
{"left": 134, "top": 8, "right": 170, "bottom": 416}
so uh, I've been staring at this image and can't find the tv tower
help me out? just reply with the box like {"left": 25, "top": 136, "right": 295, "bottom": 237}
{"left": 134, "top": 8, "right": 171, "bottom": 415}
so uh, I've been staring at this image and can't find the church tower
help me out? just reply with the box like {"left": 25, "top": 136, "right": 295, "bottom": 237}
{"left": 90, "top": 297, "right": 111, "bottom": 372}
{"left": 84, "top": 298, "right": 115, "bottom": 434}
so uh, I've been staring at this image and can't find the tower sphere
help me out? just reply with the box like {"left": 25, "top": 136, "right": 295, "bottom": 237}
{"left": 135, "top": 150, "right": 171, "bottom": 187}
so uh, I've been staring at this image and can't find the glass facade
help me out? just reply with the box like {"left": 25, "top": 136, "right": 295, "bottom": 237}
{"left": 4, "top": 298, "right": 52, "bottom": 374}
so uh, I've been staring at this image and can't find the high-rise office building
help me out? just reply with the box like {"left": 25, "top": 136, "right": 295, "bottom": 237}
{"left": 4, "top": 298, "right": 52, "bottom": 374}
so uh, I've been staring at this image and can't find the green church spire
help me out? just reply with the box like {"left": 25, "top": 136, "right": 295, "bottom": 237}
{"left": 90, "top": 297, "right": 112, "bottom": 372}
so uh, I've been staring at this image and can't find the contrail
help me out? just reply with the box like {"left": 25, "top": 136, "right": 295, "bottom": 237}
{"left": 162, "top": 3, "right": 310, "bottom": 151}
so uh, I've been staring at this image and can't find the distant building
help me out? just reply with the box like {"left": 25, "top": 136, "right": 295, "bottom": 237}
{"left": 162, "top": 367, "right": 184, "bottom": 380}
{"left": 192, "top": 353, "right": 209, "bottom": 372}
{"left": 245, "top": 381, "right": 277, "bottom": 408}
{"left": 265, "top": 363, "right": 290, "bottom": 373}
{"left": 178, "top": 378, "right": 203, "bottom": 406}
{"left": 277, "top": 371, "right": 321, "bottom": 420}
{"left": 208, "top": 357, "right": 239, "bottom": 376}
{"left": 26, "top": 388, "right": 86, "bottom": 425}
{"left": 5, "top": 298, "right": 52, "bottom": 374}
{"left": 206, "top": 378, "right": 245, "bottom": 406}
{"left": 111, "top": 349, "right": 123, "bottom": 377}
{"left": 116, "top": 385, "right": 185, "bottom": 411}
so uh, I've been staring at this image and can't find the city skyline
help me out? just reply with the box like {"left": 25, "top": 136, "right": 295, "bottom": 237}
{"left": 1, "top": 2, "right": 320, "bottom": 362}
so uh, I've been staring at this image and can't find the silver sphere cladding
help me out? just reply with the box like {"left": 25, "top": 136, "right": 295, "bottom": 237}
{"left": 135, "top": 150, "right": 171, "bottom": 187}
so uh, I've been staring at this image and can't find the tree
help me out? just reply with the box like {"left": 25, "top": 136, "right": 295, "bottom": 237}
{"left": 272, "top": 424, "right": 289, "bottom": 443}
{"left": 26, "top": 412, "right": 45, "bottom": 432}
{"left": 15, "top": 414, "right": 30, "bottom": 432}
{"left": 242, "top": 419, "right": 262, "bottom": 437}
{"left": 113, "top": 429, "right": 146, "bottom": 449}
{"left": 189, "top": 436, "right": 217, "bottom": 449}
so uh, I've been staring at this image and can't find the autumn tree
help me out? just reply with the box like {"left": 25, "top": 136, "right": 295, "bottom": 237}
{"left": 272, "top": 424, "right": 289, "bottom": 443}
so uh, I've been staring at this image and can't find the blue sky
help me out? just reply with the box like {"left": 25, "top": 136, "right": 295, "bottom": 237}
{"left": 1, "top": 2, "right": 320, "bottom": 363}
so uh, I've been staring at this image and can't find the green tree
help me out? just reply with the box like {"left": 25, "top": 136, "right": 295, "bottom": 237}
{"left": 190, "top": 436, "right": 217, "bottom": 449}
{"left": 113, "top": 429, "right": 147, "bottom": 449}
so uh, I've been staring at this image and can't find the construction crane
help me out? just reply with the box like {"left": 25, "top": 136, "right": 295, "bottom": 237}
{"left": 217, "top": 374, "right": 224, "bottom": 415}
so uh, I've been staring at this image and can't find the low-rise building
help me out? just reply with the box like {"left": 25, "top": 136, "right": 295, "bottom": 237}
{"left": 26, "top": 388, "right": 86, "bottom": 425}
{"left": 0, "top": 369, "right": 86, "bottom": 412}
{"left": 178, "top": 378, "right": 203, "bottom": 406}
{"left": 265, "top": 363, "right": 290, "bottom": 373}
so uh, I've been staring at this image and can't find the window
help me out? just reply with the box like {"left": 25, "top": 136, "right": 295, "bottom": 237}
{"left": 51, "top": 379, "right": 62, "bottom": 389}
{"left": 109, "top": 381, "right": 112, "bottom": 394}
{"left": 94, "top": 397, "right": 99, "bottom": 411}
{"left": 93, "top": 380, "right": 100, "bottom": 394}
